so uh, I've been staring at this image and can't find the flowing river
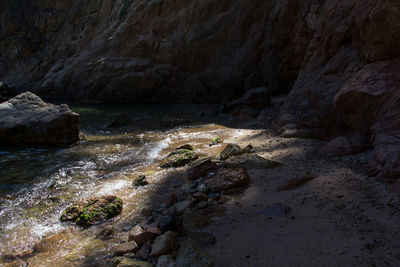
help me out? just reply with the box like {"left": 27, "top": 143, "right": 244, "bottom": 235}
{"left": 0, "top": 103, "right": 243, "bottom": 265}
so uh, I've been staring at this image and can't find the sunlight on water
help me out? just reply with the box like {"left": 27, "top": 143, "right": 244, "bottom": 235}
{"left": 0, "top": 103, "right": 234, "bottom": 260}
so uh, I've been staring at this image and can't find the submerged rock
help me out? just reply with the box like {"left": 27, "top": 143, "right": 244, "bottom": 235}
{"left": 204, "top": 168, "right": 250, "bottom": 193}
{"left": 0, "top": 92, "right": 80, "bottom": 144}
{"left": 160, "top": 146, "right": 199, "bottom": 168}
{"left": 60, "top": 196, "right": 123, "bottom": 225}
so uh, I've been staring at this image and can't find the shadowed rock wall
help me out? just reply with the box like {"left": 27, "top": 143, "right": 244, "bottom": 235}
{"left": 2, "top": 0, "right": 400, "bottom": 178}
{"left": 0, "top": 0, "right": 316, "bottom": 102}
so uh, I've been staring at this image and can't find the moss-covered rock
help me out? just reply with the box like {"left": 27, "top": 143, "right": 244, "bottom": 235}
{"left": 61, "top": 196, "right": 123, "bottom": 225}
{"left": 160, "top": 145, "right": 198, "bottom": 168}
{"left": 132, "top": 175, "right": 148, "bottom": 187}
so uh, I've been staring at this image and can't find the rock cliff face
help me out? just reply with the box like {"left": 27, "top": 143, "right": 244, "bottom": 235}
{"left": 0, "top": 0, "right": 314, "bottom": 102}
{"left": 1, "top": 0, "right": 400, "bottom": 178}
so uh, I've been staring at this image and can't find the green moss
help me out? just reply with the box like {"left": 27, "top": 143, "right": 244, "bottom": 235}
{"left": 61, "top": 196, "right": 123, "bottom": 225}
{"left": 210, "top": 137, "right": 221, "bottom": 146}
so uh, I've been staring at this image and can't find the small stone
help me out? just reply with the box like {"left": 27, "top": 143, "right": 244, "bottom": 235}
{"left": 220, "top": 144, "right": 242, "bottom": 160}
{"left": 128, "top": 225, "right": 160, "bottom": 245}
{"left": 187, "top": 158, "right": 218, "bottom": 180}
{"left": 174, "top": 200, "right": 192, "bottom": 214}
{"left": 132, "top": 175, "right": 148, "bottom": 187}
{"left": 111, "top": 256, "right": 152, "bottom": 267}
{"left": 135, "top": 241, "right": 151, "bottom": 260}
{"left": 241, "top": 144, "right": 253, "bottom": 153}
{"left": 123, "top": 253, "right": 136, "bottom": 258}
{"left": 204, "top": 168, "right": 250, "bottom": 192}
{"left": 114, "top": 241, "right": 139, "bottom": 256}
{"left": 141, "top": 206, "right": 153, "bottom": 217}
{"left": 151, "top": 231, "right": 176, "bottom": 257}
{"left": 96, "top": 225, "right": 114, "bottom": 240}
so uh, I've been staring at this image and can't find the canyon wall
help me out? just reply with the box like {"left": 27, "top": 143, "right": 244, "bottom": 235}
{"left": 1, "top": 0, "right": 400, "bottom": 179}
{"left": 0, "top": 0, "right": 316, "bottom": 102}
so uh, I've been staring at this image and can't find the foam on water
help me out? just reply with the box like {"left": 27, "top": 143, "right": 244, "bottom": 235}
{"left": 147, "top": 136, "right": 171, "bottom": 162}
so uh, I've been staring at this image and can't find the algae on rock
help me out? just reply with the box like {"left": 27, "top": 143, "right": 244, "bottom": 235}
{"left": 61, "top": 196, "right": 123, "bottom": 225}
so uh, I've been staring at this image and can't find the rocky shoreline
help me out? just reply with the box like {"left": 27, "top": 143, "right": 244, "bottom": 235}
{"left": 3, "top": 111, "right": 400, "bottom": 266}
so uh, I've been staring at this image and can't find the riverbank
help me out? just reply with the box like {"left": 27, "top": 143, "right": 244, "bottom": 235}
{"left": 2, "top": 104, "right": 400, "bottom": 266}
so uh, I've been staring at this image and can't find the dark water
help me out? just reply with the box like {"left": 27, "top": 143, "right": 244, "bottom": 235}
{"left": 0, "top": 103, "right": 225, "bottom": 257}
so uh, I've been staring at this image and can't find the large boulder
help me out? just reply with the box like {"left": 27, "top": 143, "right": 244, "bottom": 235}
{"left": 0, "top": 92, "right": 79, "bottom": 144}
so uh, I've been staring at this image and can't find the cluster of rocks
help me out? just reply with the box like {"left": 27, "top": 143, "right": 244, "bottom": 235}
{"left": 103, "top": 143, "right": 279, "bottom": 266}
{"left": 55, "top": 143, "right": 278, "bottom": 266}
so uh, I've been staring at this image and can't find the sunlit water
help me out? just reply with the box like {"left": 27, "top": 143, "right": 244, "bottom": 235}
{"left": 0, "top": 103, "right": 236, "bottom": 260}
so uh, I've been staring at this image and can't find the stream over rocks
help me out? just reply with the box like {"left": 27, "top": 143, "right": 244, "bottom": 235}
{"left": 0, "top": 103, "right": 248, "bottom": 265}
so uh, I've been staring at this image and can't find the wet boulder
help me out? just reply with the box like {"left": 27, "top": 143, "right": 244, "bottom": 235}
{"left": 132, "top": 175, "right": 149, "bottom": 187}
{"left": 160, "top": 145, "right": 199, "bottom": 168}
{"left": 61, "top": 196, "right": 123, "bottom": 225}
{"left": 204, "top": 168, "right": 250, "bottom": 192}
{"left": 0, "top": 92, "right": 80, "bottom": 144}
{"left": 187, "top": 158, "right": 218, "bottom": 180}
